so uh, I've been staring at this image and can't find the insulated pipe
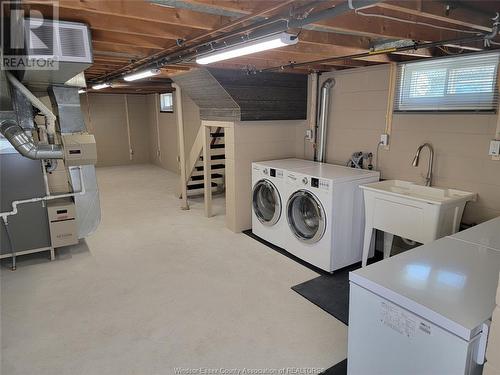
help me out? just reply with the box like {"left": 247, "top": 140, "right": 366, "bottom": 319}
{"left": 0, "top": 120, "right": 63, "bottom": 159}
{"left": 5, "top": 71, "right": 57, "bottom": 142}
{"left": 315, "top": 78, "right": 335, "bottom": 163}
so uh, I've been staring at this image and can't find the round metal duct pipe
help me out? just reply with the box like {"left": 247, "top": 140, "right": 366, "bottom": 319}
{"left": 0, "top": 119, "right": 63, "bottom": 160}
{"left": 315, "top": 78, "right": 335, "bottom": 163}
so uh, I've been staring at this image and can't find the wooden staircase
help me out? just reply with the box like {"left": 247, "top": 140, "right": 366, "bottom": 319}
{"left": 185, "top": 127, "right": 225, "bottom": 197}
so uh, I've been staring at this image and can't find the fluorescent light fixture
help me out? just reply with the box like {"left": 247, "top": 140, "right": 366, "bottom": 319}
{"left": 196, "top": 32, "right": 298, "bottom": 65}
{"left": 124, "top": 68, "right": 161, "bottom": 82}
{"left": 78, "top": 89, "right": 86, "bottom": 94}
{"left": 92, "top": 83, "right": 110, "bottom": 90}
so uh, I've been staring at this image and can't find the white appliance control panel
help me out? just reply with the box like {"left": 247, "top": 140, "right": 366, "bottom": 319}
{"left": 253, "top": 166, "right": 283, "bottom": 179}
{"left": 287, "top": 172, "right": 331, "bottom": 191}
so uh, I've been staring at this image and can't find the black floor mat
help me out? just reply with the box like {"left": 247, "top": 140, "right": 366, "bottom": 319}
{"left": 291, "top": 252, "right": 383, "bottom": 325}
{"left": 242, "top": 230, "right": 329, "bottom": 275}
{"left": 321, "top": 359, "right": 347, "bottom": 375}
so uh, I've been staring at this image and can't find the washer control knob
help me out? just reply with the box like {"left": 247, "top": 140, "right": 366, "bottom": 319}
{"left": 302, "top": 177, "right": 308, "bottom": 185}
{"left": 263, "top": 168, "right": 268, "bottom": 175}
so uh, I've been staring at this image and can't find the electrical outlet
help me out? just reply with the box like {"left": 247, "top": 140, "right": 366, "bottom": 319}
{"left": 489, "top": 140, "right": 500, "bottom": 157}
{"left": 380, "top": 133, "right": 389, "bottom": 146}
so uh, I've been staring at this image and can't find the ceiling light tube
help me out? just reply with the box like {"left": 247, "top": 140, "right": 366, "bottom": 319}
{"left": 124, "top": 69, "right": 161, "bottom": 82}
{"left": 196, "top": 32, "right": 298, "bottom": 65}
{"left": 92, "top": 83, "right": 110, "bottom": 90}
{"left": 78, "top": 89, "right": 86, "bottom": 94}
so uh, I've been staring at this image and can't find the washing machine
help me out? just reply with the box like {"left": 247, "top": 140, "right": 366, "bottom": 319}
{"left": 284, "top": 164, "right": 380, "bottom": 272}
{"left": 251, "top": 159, "right": 315, "bottom": 248}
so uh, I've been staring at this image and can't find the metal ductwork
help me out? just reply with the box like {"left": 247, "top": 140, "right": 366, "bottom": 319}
{"left": 0, "top": 120, "right": 63, "bottom": 160}
{"left": 315, "top": 78, "right": 335, "bottom": 163}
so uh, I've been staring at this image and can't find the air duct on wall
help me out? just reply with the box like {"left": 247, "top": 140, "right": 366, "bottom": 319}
{"left": 0, "top": 119, "right": 63, "bottom": 160}
{"left": 315, "top": 78, "right": 335, "bottom": 163}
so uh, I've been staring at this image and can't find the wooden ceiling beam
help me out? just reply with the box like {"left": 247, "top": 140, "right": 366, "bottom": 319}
{"left": 91, "top": 30, "right": 174, "bottom": 50}
{"left": 225, "top": 51, "right": 372, "bottom": 70}
{"left": 313, "top": 7, "right": 478, "bottom": 42}
{"left": 92, "top": 42, "right": 157, "bottom": 59}
{"left": 376, "top": 1, "right": 493, "bottom": 32}
{"left": 286, "top": 42, "right": 390, "bottom": 63}
{"left": 297, "top": 29, "right": 375, "bottom": 50}
{"left": 174, "top": 0, "right": 484, "bottom": 42}
{"left": 25, "top": 0, "right": 229, "bottom": 30}
{"left": 86, "top": 88, "right": 169, "bottom": 94}
{"left": 22, "top": 3, "right": 203, "bottom": 40}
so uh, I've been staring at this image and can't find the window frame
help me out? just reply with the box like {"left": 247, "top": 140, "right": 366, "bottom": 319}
{"left": 394, "top": 52, "right": 499, "bottom": 114}
{"left": 159, "top": 92, "right": 174, "bottom": 113}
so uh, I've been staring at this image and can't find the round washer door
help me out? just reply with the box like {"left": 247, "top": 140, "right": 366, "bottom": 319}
{"left": 287, "top": 190, "right": 326, "bottom": 244}
{"left": 252, "top": 179, "right": 282, "bottom": 226}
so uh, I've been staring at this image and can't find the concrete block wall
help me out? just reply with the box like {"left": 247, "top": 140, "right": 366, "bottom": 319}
{"left": 318, "top": 65, "right": 500, "bottom": 224}
{"left": 224, "top": 119, "right": 308, "bottom": 232}
{"left": 80, "top": 93, "right": 153, "bottom": 167}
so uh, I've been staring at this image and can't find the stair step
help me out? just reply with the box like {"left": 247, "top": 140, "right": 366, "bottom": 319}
{"left": 187, "top": 186, "right": 222, "bottom": 197}
{"left": 210, "top": 144, "right": 225, "bottom": 149}
{"left": 200, "top": 154, "right": 225, "bottom": 161}
{"left": 210, "top": 132, "right": 225, "bottom": 138}
{"left": 195, "top": 163, "right": 225, "bottom": 171}
{"left": 187, "top": 181, "right": 218, "bottom": 190}
{"left": 188, "top": 177, "right": 223, "bottom": 185}
{"left": 190, "top": 173, "right": 223, "bottom": 181}
{"left": 195, "top": 159, "right": 225, "bottom": 167}
{"left": 191, "top": 168, "right": 224, "bottom": 177}
{"left": 210, "top": 147, "right": 225, "bottom": 156}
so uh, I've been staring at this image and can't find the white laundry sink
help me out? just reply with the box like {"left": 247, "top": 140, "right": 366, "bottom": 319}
{"left": 360, "top": 180, "right": 476, "bottom": 267}
{"left": 364, "top": 180, "right": 476, "bottom": 205}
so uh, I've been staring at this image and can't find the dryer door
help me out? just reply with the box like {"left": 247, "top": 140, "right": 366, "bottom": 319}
{"left": 252, "top": 179, "right": 282, "bottom": 226}
{"left": 287, "top": 190, "right": 326, "bottom": 244}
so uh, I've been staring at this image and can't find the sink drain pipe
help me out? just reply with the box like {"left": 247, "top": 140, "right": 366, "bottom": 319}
{"left": 315, "top": 78, "right": 335, "bottom": 163}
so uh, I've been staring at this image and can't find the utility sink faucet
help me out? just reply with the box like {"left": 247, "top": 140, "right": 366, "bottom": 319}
{"left": 412, "top": 143, "right": 434, "bottom": 186}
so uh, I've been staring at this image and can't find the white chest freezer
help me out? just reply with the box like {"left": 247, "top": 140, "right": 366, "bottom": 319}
{"left": 348, "top": 237, "right": 500, "bottom": 375}
{"left": 450, "top": 217, "right": 500, "bottom": 252}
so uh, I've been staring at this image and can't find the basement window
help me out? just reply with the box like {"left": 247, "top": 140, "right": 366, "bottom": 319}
{"left": 394, "top": 52, "right": 499, "bottom": 112}
{"left": 160, "top": 93, "right": 173, "bottom": 113}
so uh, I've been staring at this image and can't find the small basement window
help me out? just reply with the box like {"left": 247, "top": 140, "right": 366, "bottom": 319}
{"left": 160, "top": 92, "right": 173, "bottom": 113}
{"left": 394, "top": 52, "right": 499, "bottom": 112}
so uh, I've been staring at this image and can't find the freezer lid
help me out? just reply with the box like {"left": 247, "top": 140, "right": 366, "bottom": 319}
{"left": 350, "top": 237, "right": 500, "bottom": 341}
{"left": 450, "top": 216, "right": 500, "bottom": 252}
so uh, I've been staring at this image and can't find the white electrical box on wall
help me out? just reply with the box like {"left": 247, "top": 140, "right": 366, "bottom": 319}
{"left": 305, "top": 129, "right": 314, "bottom": 141}
{"left": 489, "top": 140, "right": 500, "bottom": 156}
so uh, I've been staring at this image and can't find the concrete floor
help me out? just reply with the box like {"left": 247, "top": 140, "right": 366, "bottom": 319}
{"left": 1, "top": 164, "right": 347, "bottom": 375}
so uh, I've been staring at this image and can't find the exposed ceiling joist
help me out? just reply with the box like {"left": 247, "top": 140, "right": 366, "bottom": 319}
{"left": 27, "top": 0, "right": 494, "bottom": 94}
{"left": 376, "top": 1, "right": 493, "bottom": 32}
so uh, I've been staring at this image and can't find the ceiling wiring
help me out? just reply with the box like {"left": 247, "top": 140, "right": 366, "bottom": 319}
{"left": 354, "top": 9, "right": 482, "bottom": 35}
